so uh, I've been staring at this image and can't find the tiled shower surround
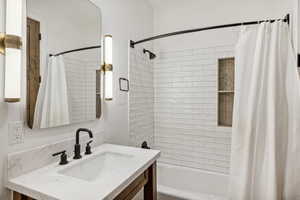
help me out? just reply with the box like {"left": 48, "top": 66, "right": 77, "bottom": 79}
{"left": 130, "top": 45, "right": 234, "bottom": 174}
{"left": 64, "top": 52, "right": 99, "bottom": 124}
{"left": 129, "top": 47, "right": 155, "bottom": 148}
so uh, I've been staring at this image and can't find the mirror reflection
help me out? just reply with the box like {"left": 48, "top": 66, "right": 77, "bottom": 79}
{"left": 26, "top": 0, "right": 102, "bottom": 129}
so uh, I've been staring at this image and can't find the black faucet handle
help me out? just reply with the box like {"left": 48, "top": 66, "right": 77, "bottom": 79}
{"left": 52, "top": 150, "right": 69, "bottom": 165}
{"left": 85, "top": 140, "right": 93, "bottom": 155}
{"left": 141, "top": 141, "right": 151, "bottom": 149}
{"left": 52, "top": 150, "right": 66, "bottom": 157}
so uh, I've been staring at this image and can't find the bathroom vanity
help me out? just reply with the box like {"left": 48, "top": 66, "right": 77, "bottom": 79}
{"left": 7, "top": 144, "right": 160, "bottom": 200}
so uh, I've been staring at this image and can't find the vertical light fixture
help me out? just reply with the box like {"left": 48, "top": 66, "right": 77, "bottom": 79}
{"left": 0, "top": 0, "right": 23, "bottom": 102}
{"left": 102, "top": 35, "right": 113, "bottom": 101}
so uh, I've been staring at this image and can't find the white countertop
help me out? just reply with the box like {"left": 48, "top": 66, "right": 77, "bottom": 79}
{"left": 6, "top": 144, "right": 160, "bottom": 200}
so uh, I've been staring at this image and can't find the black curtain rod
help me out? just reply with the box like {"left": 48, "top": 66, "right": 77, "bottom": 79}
{"left": 130, "top": 14, "right": 290, "bottom": 48}
{"left": 49, "top": 45, "right": 101, "bottom": 57}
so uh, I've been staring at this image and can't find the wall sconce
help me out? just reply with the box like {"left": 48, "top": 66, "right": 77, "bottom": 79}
{"left": 1, "top": 0, "right": 23, "bottom": 103}
{"left": 102, "top": 35, "right": 113, "bottom": 101}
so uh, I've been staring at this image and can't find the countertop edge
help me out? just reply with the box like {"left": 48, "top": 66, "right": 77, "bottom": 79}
{"left": 107, "top": 151, "right": 160, "bottom": 200}
{"left": 6, "top": 145, "right": 161, "bottom": 200}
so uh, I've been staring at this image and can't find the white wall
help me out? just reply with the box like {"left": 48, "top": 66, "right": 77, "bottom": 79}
{"left": 296, "top": 0, "right": 300, "bottom": 53}
{"left": 289, "top": 0, "right": 298, "bottom": 53}
{"left": 0, "top": 0, "right": 153, "bottom": 199}
{"left": 150, "top": 0, "right": 293, "bottom": 51}
{"left": 90, "top": 0, "right": 153, "bottom": 145}
{"left": 298, "top": 0, "right": 300, "bottom": 52}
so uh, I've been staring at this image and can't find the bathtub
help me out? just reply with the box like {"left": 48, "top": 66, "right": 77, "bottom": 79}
{"left": 157, "top": 163, "right": 229, "bottom": 200}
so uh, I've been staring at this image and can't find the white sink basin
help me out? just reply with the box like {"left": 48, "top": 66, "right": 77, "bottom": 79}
{"left": 7, "top": 144, "right": 160, "bottom": 200}
{"left": 58, "top": 152, "right": 134, "bottom": 182}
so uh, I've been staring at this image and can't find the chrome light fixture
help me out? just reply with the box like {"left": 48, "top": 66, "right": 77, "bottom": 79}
{"left": 1, "top": 0, "right": 23, "bottom": 103}
{"left": 102, "top": 35, "right": 113, "bottom": 101}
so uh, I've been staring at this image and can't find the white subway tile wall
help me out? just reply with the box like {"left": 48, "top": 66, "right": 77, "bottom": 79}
{"left": 64, "top": 52, "right": 99, "bottom": 124}
{"left": 129, "top": 47, "right": 155, "bottom": 148}
{"left": 129, "top": 45, "right": 235, "bottom": 174}
{"left": 154, "top": 45, "right": 235, "bottom": 174}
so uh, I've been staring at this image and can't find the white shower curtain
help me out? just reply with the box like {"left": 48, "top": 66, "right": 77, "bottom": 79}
{"left": 33, "top": 55, "right": 70, "bottom": 128}
{"left": 229, "top": 21, "right": 300, "bottom": 200}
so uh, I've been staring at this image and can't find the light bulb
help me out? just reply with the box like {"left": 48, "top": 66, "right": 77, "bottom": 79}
{"left": 105, "top": 71, "right": 113, "bottom": 100}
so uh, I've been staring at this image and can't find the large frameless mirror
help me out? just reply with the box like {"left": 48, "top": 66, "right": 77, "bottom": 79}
{"left": 26, "top": 0, "right": 102, "bottom": 129}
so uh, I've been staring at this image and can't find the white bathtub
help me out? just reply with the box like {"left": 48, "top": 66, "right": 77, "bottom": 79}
{"left": 157, "top": 163, "right": 229, "bottom": 200}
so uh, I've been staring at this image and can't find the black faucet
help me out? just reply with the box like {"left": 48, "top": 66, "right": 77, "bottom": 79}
{"left": 74, "top": 128, "right": 93, "bottom": 159}
{"left": 52, "top": 150, "right": 69, "bottom": 165}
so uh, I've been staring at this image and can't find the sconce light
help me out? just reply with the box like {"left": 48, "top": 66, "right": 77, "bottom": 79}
{"left": 102, "top": 35, "right": 113, "bottom": 101}
{"left": 1, "top": 0, "right": 23, "bottom": 103}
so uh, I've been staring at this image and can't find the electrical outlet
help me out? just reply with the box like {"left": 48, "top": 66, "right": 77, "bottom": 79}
{"left": 8, "top": 121, "right": 24, "bottom": 145}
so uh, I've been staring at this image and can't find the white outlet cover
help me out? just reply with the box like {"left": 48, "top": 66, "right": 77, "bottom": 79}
{"left": 8, "top": 121, "right": 24, "bottom": 145}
